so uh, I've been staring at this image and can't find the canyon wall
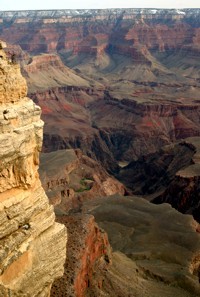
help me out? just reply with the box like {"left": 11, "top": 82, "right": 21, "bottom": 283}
{"left": 0, "top": 9, "right": 199, "bottom": 56}
{"left": 0, "top": 41, "right": 67, "bottom": 296}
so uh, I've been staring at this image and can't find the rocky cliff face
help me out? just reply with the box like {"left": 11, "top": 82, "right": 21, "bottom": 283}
{"left": 0, "top": 41, "right": 66, "bottom": 296}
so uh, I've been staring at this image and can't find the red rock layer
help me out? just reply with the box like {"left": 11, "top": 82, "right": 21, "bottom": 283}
{"left": 51, "top": 214, "right": 111, "bottom": 297}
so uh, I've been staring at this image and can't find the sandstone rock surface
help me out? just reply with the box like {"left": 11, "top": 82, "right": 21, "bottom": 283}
{"left": 0, "top": 41, "right": 67, "bottom": 296}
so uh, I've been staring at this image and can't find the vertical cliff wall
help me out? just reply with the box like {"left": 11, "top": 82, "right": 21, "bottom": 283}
{"left": 0, "top": 41, "right": 67, "bottom": 296}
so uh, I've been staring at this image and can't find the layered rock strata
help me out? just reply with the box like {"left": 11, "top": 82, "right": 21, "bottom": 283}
{"left": 0, "top": 9, "right": 199, "bottom": 56}
{"left": 0, "top": 41, "right": 66, "bottom": 296}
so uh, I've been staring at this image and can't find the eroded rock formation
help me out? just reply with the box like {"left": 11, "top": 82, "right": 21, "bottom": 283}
{"left": 0, "top": 41, "right": 67, "bottom": 296}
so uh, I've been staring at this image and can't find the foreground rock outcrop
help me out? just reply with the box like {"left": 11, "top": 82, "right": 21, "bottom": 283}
{"left": 0, "top": 41, "right": 66, "bottom": 296}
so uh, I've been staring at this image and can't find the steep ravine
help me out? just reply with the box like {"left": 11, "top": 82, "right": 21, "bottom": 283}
{"left": 153, "top": 137, "right": 200, "bottom": 222}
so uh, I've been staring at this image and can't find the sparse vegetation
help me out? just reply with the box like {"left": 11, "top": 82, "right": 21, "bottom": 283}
{"left": 75, "top": 177, "right": 93, "bottom": 193}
